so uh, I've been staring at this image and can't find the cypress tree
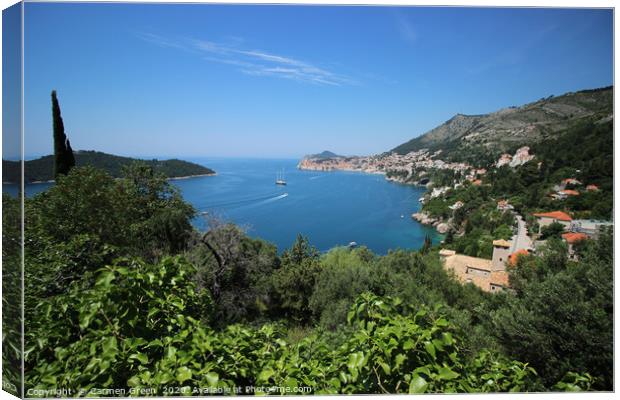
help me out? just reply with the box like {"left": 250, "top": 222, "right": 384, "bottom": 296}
{"left": 421, "top": 234, "right": 432, "bottom": 254}
{"left": 51, "top": 90, "right": 75, "bottom": 178}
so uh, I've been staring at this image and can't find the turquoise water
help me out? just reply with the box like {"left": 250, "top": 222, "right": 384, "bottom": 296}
{"left": 3, "top": 158, "right": 438, "bottom": 254}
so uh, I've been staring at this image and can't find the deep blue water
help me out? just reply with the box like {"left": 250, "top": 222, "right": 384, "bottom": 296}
{"left": 3, "top": 158, "right": 438, "bottom": 254}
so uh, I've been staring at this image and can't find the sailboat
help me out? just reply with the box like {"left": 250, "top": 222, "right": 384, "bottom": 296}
{"left": 275, "top": 169, "right": 287, "bottom": 185}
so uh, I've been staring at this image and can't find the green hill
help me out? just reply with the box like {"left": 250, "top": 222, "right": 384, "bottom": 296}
{"left": 392, "top": 86, "right": 613, "bottom": 163}
{"left": 306, "top": 150, "right": 344, "bottom": 159}
{"left": 3, "top": 150, "right": 215, "bottom": 183}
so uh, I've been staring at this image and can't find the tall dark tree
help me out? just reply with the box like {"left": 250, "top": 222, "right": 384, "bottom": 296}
{"left": 51, "top": 90, "right": 75, "bottom": 178}
{"left": 420, "top": 234, "right": 432, "bottom": 254}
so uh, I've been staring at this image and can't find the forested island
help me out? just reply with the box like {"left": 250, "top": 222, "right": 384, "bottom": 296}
{"left": 2, "top": 150, "right": 215, "bottom": 184}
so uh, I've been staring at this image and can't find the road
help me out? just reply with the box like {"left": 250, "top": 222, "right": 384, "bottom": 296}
{"left": 511, "top": 214, "right": 533, "bottom": 252}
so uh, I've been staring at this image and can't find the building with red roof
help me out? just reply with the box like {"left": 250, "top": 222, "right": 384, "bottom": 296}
{"left": 561, "top": 232, "right": 588, "bottom": 260}
{"left": 508, "top": 249, "right": 530, "bottom": 266}
{"left": 533, "top": 211, "right": 572, "bottom": 233}
{"left": 586, "top": 184, "right": 599, "bottom": 192}
{"left": 562, "top": 178, "right": 582, "bottom": 186}
{"left": 562, "top": 232, "right": 588, "bottom": 244}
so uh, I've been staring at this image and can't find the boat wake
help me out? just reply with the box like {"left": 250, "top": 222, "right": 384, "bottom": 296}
{"left": 257, "top": 192, "right": 289, "bottom": 205}
{"left": 200, "top": 191, "right": 288, "bottom": 211}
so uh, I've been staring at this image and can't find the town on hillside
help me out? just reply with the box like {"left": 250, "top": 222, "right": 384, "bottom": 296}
{"left": 299, "top": 87, "right": 612, "bottom": 296}
{"left": 300, "top": 145, "right": 612, "bottom": 293}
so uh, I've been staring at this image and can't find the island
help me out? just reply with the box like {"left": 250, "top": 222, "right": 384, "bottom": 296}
{"left": 2, "top": 150, "right": 215, "bottom": 184}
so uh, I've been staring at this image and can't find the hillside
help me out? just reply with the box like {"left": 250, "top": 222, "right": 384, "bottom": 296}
{"left": 392, "top": 86, "right": 613, "bottom": 163}
{"left": 2, "top": 150, "right": 215, "bottom": 183}
{"left": 308, "top": 150, "right": 343, "bottom": 159}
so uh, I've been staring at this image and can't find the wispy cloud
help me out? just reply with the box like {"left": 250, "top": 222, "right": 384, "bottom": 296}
{"left": 137, "top": 33, "right": 357, "bottom": 86}
{"left": 395, "top": 14, "right": 417, "bottom": 43}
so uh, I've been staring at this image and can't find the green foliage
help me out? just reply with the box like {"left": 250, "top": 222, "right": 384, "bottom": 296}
{"left": 271, "top": 234, "right": 322, "bottom": 324}
{"left": 539, "top": 222, "right": 565, "bottom": 239}
{"left": 553, "top": 372, "right": 595, "bottom": 392}
{"left": 186, "top": 223, "right": 279, "bottom": 325}
{"left": 2, "top": 195, "right": 22, "bottom": 395}
{"left": 26, "top": 257, "right": 211, "bottom": 394}
{"left": 26, "top": 164, "right": 195, "bottom": 259}
{"left": 484, "top": 230, "right": 613, "bottom": 389}
{"left": 309, "top": 247, "right": 377, "bottom": 329}
{"left": 423, "top": 197, "right": 451, "bottom": 219}
{"left": 420, "top": 235, "right": 433, "bottom": 254}
{"left": 27, "top": 284, "right": 540, "bottom": 395}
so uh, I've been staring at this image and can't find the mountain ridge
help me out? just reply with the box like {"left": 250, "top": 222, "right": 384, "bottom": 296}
{"left": 391, "top": 86, "right": 613, "bottom": 162}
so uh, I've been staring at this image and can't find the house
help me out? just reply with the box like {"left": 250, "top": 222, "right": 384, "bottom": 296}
{"left": 440, "top": 237, "right": 519, "bottom": 293}
{"left": 550, "top": 192, "right": 567, "bottom": 201}
{"left": 440, "top": 251, "right": 510, "bottom": 293}
{"left": 533, "top": 211, "right": 572, "bottom": 232}
{"left": 561, "top": 232, "right": 588, "bottom": 260}
{"left": 449, "top": 201, "right": 464, "bottom": 211}
{"left": 491, "top": 239, "right": 512, "bottom": 270}
{"left": 586, "top": 184, "right": 599, "bottom": 192}
{"left": 569, "top": 219, "right": 613, "bottom": 239}
{"left": 551, "top": 189, "right": 579, "bottom": 200}
{"left": 472, "top": 179, "right": 482, "bottom": 186}
{"left": 562, "top": 178, "right": 582, "bottom": 186}
{"left": 508, "top": 249, "right": 530, "bottom": 266}
{"left": 497, "top": 200, "right": 514, "bottom": 211}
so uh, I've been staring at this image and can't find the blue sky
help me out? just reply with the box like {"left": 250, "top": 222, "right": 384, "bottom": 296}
{"left": 4, "top": 3, "right": 614, "bottom": 159}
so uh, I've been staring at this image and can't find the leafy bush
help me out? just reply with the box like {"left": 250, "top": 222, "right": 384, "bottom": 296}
{"left": 26, "top": 164, "right": 195, "bottom": 261}
{"left": 309, "top": 247, "right": 377, "bottom": 329}
{"left": 26, "top": 256, "right": 211, "bottom": 394}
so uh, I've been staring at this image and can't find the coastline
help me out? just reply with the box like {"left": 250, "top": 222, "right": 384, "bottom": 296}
{"left": 299, "top": 164, "right": 427, "bottom": 187}
{"left": 167, "top": 172, "right": 217, "bottom": 181}
{"left": 4, "top": 172, "right": 218, "bottom": 186}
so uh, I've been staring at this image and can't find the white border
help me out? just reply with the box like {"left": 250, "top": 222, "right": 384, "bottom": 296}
{"left": 0, "top": 1, "right": 616, "bottom": 400}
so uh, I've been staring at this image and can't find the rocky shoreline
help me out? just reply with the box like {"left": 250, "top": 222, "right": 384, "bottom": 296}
{"left": 411, "top": 212, "right": 450, "bottom": 234}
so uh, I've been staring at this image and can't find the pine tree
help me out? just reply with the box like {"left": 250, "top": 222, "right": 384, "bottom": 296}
{"left": 51, "top": 90, "right": 75, "bottom": 178}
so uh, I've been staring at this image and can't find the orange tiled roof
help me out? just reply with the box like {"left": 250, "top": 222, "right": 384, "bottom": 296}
{"left": 562, "top": 189, "right": 580, "bottom": 196}
{"left": 586, "top": 184, "right": 599, "bottom": 191}
{"left": 472, "top": 179, "right": 482, "bottom": 186}
{"left": 509, "top": 249, "right": 529, "bottom": 266}
{"left": 533, "top": 211, "right": 572, "bottom": 222}
{"left": 562, "top": 232, "right": 588, "bottom": 244}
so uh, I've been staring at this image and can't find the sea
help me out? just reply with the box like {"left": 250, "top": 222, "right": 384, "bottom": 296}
{"left": 3, "top": 157, "right": 439, "bottom": 254}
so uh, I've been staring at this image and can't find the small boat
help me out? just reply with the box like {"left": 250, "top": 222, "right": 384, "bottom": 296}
{"left": 348, "top": 241, "right": 358, "bottom": 248}
{"left": 400, "top": 214, "right": 404, "bottom": 218}
{"left": 276, "top": 170, "right": 287, "bottom": 185}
